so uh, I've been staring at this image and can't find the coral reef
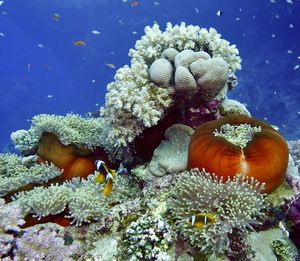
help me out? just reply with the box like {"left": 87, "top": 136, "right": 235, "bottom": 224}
{"left": 119, "top": 215, "right": 175, "bottom": 260}
{"left": 1, "top": 21, "right": 298, "bottom": 260}
{"left": 99, "top": 22, "right": 241, "bottom": 158}
{"left": 168, "top": 168, "right": 267, "bottom": 254}
{"left": 188, "top": 115, "right": 289, "bottom": 193}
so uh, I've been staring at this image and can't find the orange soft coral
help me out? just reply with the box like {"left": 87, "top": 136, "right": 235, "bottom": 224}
{"left": 188, "top": 115, "right": 289, "bottom": 193}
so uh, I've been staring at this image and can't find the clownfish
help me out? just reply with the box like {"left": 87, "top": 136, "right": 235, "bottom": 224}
{"left": 188, "top": 212, "right": 216, "bottom": 229}
{"left": 94, "top": 160, "right": 116, "bottom": 197}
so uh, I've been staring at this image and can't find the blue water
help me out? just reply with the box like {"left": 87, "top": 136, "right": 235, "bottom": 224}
{"left": 0, "top": 0, "right": 299, "bottom": 152}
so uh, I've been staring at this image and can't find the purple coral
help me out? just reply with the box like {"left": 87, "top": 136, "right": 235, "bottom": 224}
{"left": 0, "top": 199, "right": 25, "bottom": 258}
{"left": 287, "top": 196, "right": 300, "bottom": 249}
{"left": 13, "top": 227, "right": 79, "bottom": 261}
{"left": 178, "top": 99, "right": 221, "bottom": 129}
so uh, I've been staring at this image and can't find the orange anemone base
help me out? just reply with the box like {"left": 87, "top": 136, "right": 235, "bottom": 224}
{"left": 188, "top": 115, "right": 289, "bottom": 193}
{"left": 37, "top": 132, "right": 113, "bottom": 180}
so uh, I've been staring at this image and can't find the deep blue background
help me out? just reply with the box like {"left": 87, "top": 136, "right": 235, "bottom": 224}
{"left": 0, "top": 0, "right": 299, "bottom": 152}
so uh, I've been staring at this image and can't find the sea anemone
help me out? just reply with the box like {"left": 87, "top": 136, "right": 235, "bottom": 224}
{"left": 168, "top": 168, "right": 267, "bottom": 254}
{"left": 188, "top": 115, "right": 289, "bottom": 193}
{"left": 37, "top": 132, "right": 111, "bottom": 180}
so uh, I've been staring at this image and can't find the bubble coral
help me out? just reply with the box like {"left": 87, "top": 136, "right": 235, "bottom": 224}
{"left": 188, "top": 115, "right": 289, "bottom": 193}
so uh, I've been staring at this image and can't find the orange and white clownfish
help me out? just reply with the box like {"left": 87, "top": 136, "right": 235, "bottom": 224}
{"left": 94, "top": 160, "right": 116, "bottom": 197}
{"left": 188, "top": 212, "right": 216, "bottom": 229}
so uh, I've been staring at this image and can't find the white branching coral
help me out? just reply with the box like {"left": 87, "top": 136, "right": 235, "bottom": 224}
{"left": 101, "top": 22, "right": 241, "bottom": 157}
{"left": 168, "top": 168, "right": 267, "bottom": 254}
{"left": 121, "top": 215, "right": 175, "bottom": 260}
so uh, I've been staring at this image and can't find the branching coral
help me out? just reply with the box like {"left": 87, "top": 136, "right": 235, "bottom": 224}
{"left": 99, "top": 22, "right": 241, "bottom": 158}
{"left": 168, "top": 168, "right": 267, "bottom": 254}
{"left": 120, "top": 215, "right": 175, "bottom": 260}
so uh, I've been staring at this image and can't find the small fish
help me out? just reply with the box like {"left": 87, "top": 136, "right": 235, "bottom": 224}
{"left": 131, "top": 1, "right": 139, "bottom": 7}
{"left": 73, "top": 40, "right": 86, "bottom": 47}
{"left": 117, "top": 163, "right": 129, "bottom": 176}
{"left": 293, "top": 65, "right": 299, "bottom": 71}
{"left": 0, "top": 32, "right": 5, "bottom": 37}
{"left": 216, "top": 10, "right": 223, "bottom": 16}
{"left": 94, "top": 160, "right": 116, "bottom": 196}
{"left": 132, "top": 31, "right": 137, "bottom": 35}
{"left": 188, "top": 213, "right": 216, "bottom": 229}
{"left": 85, "top": 111, "right": 100, "bottom": 118}
{"left": 91, "top": 30, "right": 101, "bottom": 35}
{"left": 53, "top": 12, "right": 60, "bottom": 22}
{"left": 105, "top": 63, "right": 116, "bottom": 69}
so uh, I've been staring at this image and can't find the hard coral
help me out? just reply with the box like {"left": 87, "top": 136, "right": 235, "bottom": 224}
{"left": 188, "top": 115, "right": 289, "bottom": 193}
{"left": 168, "top": 168, "right": 267, "bottom": 254}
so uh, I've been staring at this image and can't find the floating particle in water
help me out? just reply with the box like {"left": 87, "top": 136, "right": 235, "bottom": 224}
{"left": 235, "top": 17, "right": 240, "bottom": 21}
{"left": 2, "top": 11, "right": 7, "bottom": 15}
{"left": 153, "top": 1, "right": 160, "bottom": 5}
{"left": 216, "top": 10, "right": 223, "bottom": 16}
{"left": 287, "top": 50, "right": 293, "bottom": 54}
{"left": 195, "top": 7, "right": 199, "bottom": 14}
{"left": 286, "top": 0, "right": 293, "bottom": 3}
{"left": 47, "top": 94, "right": 53, "bottom": 99}
{"left": 296, "top": 112, "right": 300, "bottom": 115}
{"left": 293, "top": 65, "right": 299, "bottom": 71}
{"left": 91, "top": 79, "right": 96, "bottom": 83}
{"left": 270, "top": 0, "right": 276, "bottom": 3}
{"left": 271, "top": 34, "right": 276, "bottom": 38}
{"left": 37, "top": 43, "right": 44, "bottom": 48}
{"left": 275, "top": 14, "right": 280, "bottom": 19}
{"left": 263, "top": 117, "right": 268, "bottom": 121}
{"left": 110, "top": 51, "right": 115, "bottom": 55}
{"left": 91, "top": 30, "right": 101, "bottom": 35}
{"left": 289, "top": 24, "right": 294, "bottom": 28}
{"left": 242, "top": 33, "right": 246, "bottom": 37}
{"left": 0, "top": 1, "right": 4, "bottom": 6}
{"left": 95, "top": 103, "right": 99, "bottom": 106}
{"left": 0, "top": 32, "right": 5, "bottom": 37}
{"left": 131, "top": 1, "right": 139, "bottom": 7}
{"left": 274, "top": 91, "right": 277, "bottom": 95}
{"left": 297, "top": 56, "right": 300, "bottom": 60}
{"left": 132, "top": 31, "right": 137, "bottom": 35}
{"left": 265, "top": 60, "right": 270, "bottom": 64}
{"left": 118, "top": 19, "right": 124, "bottom": 25}
{"left": 239, "top": 7, "right": 242, "bottom": 12}
{"left": 253, "top": 15, "right": 256, "bottom": 19}
{"left": 105, "top": 63, "right": 116, "bottom": 69}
